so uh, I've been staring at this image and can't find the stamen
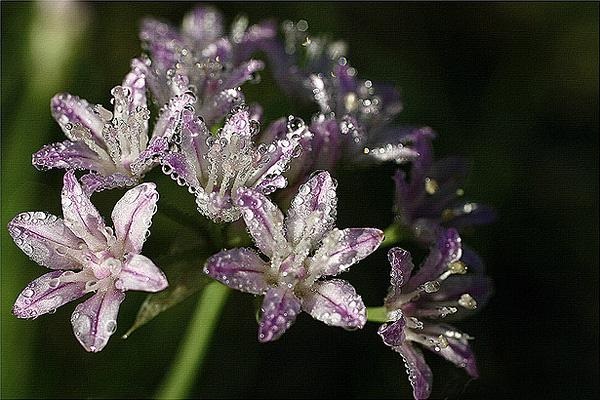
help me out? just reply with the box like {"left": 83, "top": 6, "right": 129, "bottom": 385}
{"left": 458, "top": 293, "right": 477, "bottom": 310}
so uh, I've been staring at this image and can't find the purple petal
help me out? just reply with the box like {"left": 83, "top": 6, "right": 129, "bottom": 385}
{"left": 445, "top": 202, "right": 497, "bottom": 228}
{"left": 151, "top": 92, "right": 196, "bottom": 141}
{"left": 160, "top": 152, "right": 201, "bottom": 189}
{"left": 139, "top": 18, "right": 182, "bottom": 72}
{"left": 407, "top": 228, "right": 462, "bottom": 291}
{"left": 204, "top": 248, "right": 269, "bottom": 295}
{"left": 51, "top": 93, "right": 105, "bottom": 144}
{"left": 129, "top": 136, "right": 170, "bottom": 176}
{"left": 201, "top": 88, "right": 245, "bottom": 124}
{"left": 71, "top": 288, "right": 125, "bottom": 352}
{"left": 32, "top": 140, "right": 106, "bottom": 173}
{"left": 385, "top": 247, "right": 415, "bottom": 305}
{"left": 236, "top": 188, "right": 285, "bottom": 259}
{"left": 258, "top": 287, "right": 301, "bottom": 342}
{"left": 61, "top": 171, "right": 108, "bottom": 251}
{"left": 79, "top": 172, "right": 138, "bottom": 195}
{"left": 221, "top": 106, "right": 252, "bottom": 138}
{"left": 395, "top": 343, "right": 433, "bottom": 400}
{"left": 301, "top": 279, "right": 366, "bottom": 330}
{"left": 378, "top": 317, "right": 406, "bottom": 347}
{"left": 181, "top": 6, "right": 224, "bottom": 44}
{"left": 310, "top": 228, "right": 383, "bottom": 277}
{"left": 116, "top": 254, "right": 168, "bottom": 292}
{"left": 122, "top": 58, "right": 148, "bottom": 114}
{"left": 223, "top": 59, "right": 264, "bottom": 89}
{"left": 111, "top": 183, "right": 159, "bottom": 254}
{"left": 12, "top": 271, "right": 87, "bottom": 319}
{"left": 421, "top": 324, "right": 479, "bottom": 378}
{"left": 8, "top": 212, "right": 85, "bottom": 270}
{"left": 286, "top": 171, "right": 338, "bottom": 246}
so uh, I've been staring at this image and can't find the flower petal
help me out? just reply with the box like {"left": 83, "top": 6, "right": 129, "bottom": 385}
{"left": 71, "top": 289, "right": 125, "bottom": 352}
{"left": 116, "top": 254, "right": 168, "bottom": 293}
{"left": 378, "top": 317, "right": 406, "bottom": 347}
{"left": 111, "top": 183, "right": 159, "bottom": 254}
{"left": 421, "top": 324, "right": 479, "bottom": 378}
{"left": 204, "top": 248, "right": 269, "bottom": 294}
{"left": 301, "top": 279, "right": 366, "bottom": 330}
{"left": 32, "top": 140, "right": 106, "bottom": 173}
{"left": 286, "top": 171, "right": 338, "bottom": 246}
{"left": 181, "top": 6, "right": 224, "bottom": 44}
{"left": 160, "top": 152, "right": 201, "bottom": 189}
{"left": 79, "top": 172, "right": 138, "bottom": 195}
{"left": 12, "top": 271, "right": 87, "bottom": 319}
{"left": 51, "top": 93, "right": 105, "bottom": 144}
{"left": 258, "top": 287, "right": 301, "bottom": 342}
{"left": 139, "top": 18, "right": 181, "bottom": 72}
{"left": 61, "top": 171, "right": 108, "bottom": 251}
{"left": 8, "top": 212, "right": 85, "bottom": 269}
{"left": 406, "top": 228, "right": 462, "bottom": 291}
{"left": 384, "top": 247, "right": 415, "bottom": 305}
{"left": 236, "top": 188, "right": 286, "bottom": 258}
{"left": 395, "top": 343, "right": 433, "bottom": 400}
{"left": 223, "top": 59, "right": 264, "bottom": 89}
{"left": 122, "top": 58, "right": 148, "bottom": 115}
{"left": 309, "top": 228, "right": 383, "bottom": 277}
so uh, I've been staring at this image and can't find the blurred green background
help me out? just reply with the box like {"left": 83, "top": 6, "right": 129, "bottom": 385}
{"left": 1, "top": 2, "right": 598, "bottom": 399}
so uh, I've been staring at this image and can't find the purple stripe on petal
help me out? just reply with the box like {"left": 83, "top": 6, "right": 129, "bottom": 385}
{"left": 236, "top": 188, "right": 285, "bottom": 259}
{"left": 407, "top": 228, "right": 462, "bottom": 291}
{"left": 286, "top": 171, "right": 338, "bottom": 246}
{"left": 71, "top": 288, "right": 125, "bottom": 352}
{"left": 111, "top": 183, "right": 159, "bottom": 255}
{"left": 8, "top": 212, "right": 84, "bottom": 270}
{"left": 395, "top": 343, "right": 433, "bottom": 400}
{"left": 378, "top": 317, "right": 406, "bottom": 347}
{"left": 80, "top": 172, "right": 138, "bottom": 195}
{"left": 310, "top": 228, "right": 383, "bottom": 278}
{"left": 51, "top": 93, "right": 105, "bottom": 144}
{"left": 204, "top": 248, "right": 270, "bottom": 295}
{"left": 13, "top": 271, "right": 87, "bottom": 319}
{"left": 301, "top": 279, "right": 366, "bottom": 330}
{"left": 117, "top": 254, "right": 168, "bottom": 293}
{"left": 61, "top": 171, "right": 108, "bottom": 251}
{"left": 161, "top": 152, "right": 201, "bottom": 189}
{"left": 258, "top": 287, "right": 301, "bottom": 342}
{"left": 32, "top": 140, "right": 106, "bottom": 173}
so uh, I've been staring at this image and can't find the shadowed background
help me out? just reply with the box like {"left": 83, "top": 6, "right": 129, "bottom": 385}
{"left": 1, "top": 2, "right": 598, "bottom": 399}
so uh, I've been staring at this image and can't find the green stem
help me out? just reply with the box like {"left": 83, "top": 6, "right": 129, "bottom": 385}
{"left": 381, "top": 223, "right": 410, "bottom": 248}
{"left": 156, "top": 282, "right": 230, "bottom": 399}
{"left": 366, "top": 306, "right": 389, "bottom": 323}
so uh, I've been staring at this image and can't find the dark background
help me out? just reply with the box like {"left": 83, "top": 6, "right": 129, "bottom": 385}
{"left": 1, "top": 2, "right": 598, "bottom": 399}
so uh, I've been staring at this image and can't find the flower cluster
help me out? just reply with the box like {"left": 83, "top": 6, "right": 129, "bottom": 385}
{"left": 6, "top": 4, "right": 494, "bottom": 399}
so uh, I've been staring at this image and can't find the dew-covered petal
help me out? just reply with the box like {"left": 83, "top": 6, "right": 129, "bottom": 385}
{"left": 378, "top": 317, "right": 406, "bottom": 347}
{"left": 407, "top": 228, "right": 462, "bottom": 291}
{"left": 161, "top": 152, "right": 201, "bottom": 189}
{"left": 221, "top": 105, "right": 252, "bottom": 139}
{"left": 309, "top": 228, "right": 383, "bottom": 277}
{"left": 151, "top": 91, "right": 196, "bottom": 140}
{"left": 394, "top": 343, "right": 433, "bottom": 400}
{"left": 286, "top": 171, "right": 338, "bottom": 246}
{"left": 204, "top": 248, "right": 269, "bottom": 294}
{"left": 61, "top": 171, "right": 108, "bottom": 251}
{"left": 51, "top": 93, "right": 105, "bottom": 144}
{"left": 236, "top": 188, "right": 285, "bottom": 258}
{"left": 12, "top": 271, "right": 87, "bottom": 319}
{"left": 32, "top": 140, "right": 107, "bottom": 173}
{"left": 111, "top": 183, "right": 159, "bottom": 254}
{"left": 181, "top": 5, "right": 224, "bottom": 44}
{"left": 223, "top": 59, "right": 264, "bottom": 89}
{"left": 8, "top": 212, "right": 85, "bottom": 269}
{"left": 365, "top": 127, "right": 434, "bottom": 165}
{"left": 122, "top": 58, "right": 148, "bottom": 115}
{"left": 139, "top": 18, "right": 182, "bottom": 72}
{"left": 258, "top": 287, "right": 301, "bottom": 342}
{"left": 71, "top": 288, "right": 125, "bottom": 352}
{"left": 421, "top": 324, "right": 478, "bottom": 378}
{"left": 384, "top": 247, "right": 415, "bottom": 305}
{"left": 301, "top": 279, "right": 366, "bottom": 330}
{"left": 79, "top": 172, "right": 138, "bottom": 195}
{"left": 116, "top": 254, "right": 168, "bottom": 293}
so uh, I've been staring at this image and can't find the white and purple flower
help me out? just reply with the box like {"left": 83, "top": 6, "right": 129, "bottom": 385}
{"left": 8, "top": 171, "right": 168, "bottom": 352}
{"left": 139, "top": 5, "right": 274, "bottom": 124}
{"left": 204, "top": 171, "right": 384, "bottom": 341}
{"left": 159, "top": 104, "right": 311, "bottom": 222}
{"left": 32, "top": 60, "right": 194, "bottom": 194}
{"left": 378, "top": 229, "right": 492, "bottom": 399}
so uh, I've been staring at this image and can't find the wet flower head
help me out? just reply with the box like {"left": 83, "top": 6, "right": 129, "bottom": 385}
{"left": 205, "top": 171, "right": 384, "bottom": 341}
{"left": 377, "top": 230, "right": 492, "bottom": 399}
{"left": 139, "top": 5, "right": 275, "bottom": 125}
{"left": 159, "top": 104, "right": 312, "bottom": 222}
{"left": 8, "top": 171, "right": 168, "bottom": 352}
{"left": 33, "top": 60, "right": 193, "bottom": 194}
